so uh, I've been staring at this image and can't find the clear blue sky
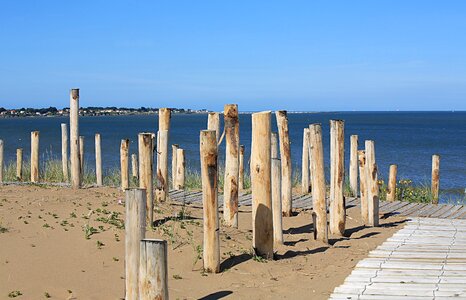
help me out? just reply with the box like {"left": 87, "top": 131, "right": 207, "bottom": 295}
{"left": 1, "top": 1, "right": 465, "bottom": 111}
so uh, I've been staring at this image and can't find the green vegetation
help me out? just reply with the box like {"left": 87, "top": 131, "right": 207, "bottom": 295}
{"left": 8, "top": 291, "right": 22, "bottom": 298}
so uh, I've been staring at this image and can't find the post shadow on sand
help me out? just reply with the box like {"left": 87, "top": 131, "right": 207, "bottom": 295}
{"left": 198, "top": 291, "right": 233, "bottom": 300}
{"left": 274, "top": 246, "right": 329, "bottom": 260}
{"left": 220, "top": 253, "right": 252, "bottom": 271}
{"left": 152, "top": 215, "right": 201, "bottom": 227}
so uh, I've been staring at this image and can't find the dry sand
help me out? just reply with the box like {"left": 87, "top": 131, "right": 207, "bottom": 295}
{"left": 0, "top": 185, "right": 406, "bottom": 300}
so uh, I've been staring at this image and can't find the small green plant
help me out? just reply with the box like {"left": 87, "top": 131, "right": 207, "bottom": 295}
{"left": 96, "top": 240, "right": 105, "bottom": 249}
{"left": 0, "top": 223, "right": 7, "bottom": 233}
{"left": 70, "top": 212, "right": 77, "bottom": 218}
{"left": 83, "top": 224, "right": 98, "bottom": 239}
{"left": 173, "top": 274, "right": 183, "bottom": 280}
{"left": 8, "top": 290, "right": 22, "bottom": 298}
{"left": 252, "top": 254, "right": 268, "bottom": 263}
{"left": 112, "top": 257, "right": 119, "bottom": 262}
{"left": 42, "top": 223, "right": 50, "bottom": 228}
{"left": 44, "top": 292, "right": 51, "bottom": 298}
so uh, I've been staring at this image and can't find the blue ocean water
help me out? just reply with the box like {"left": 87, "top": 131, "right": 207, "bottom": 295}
{"left": 0, "top": 111, "right": 464, "bottom": 201}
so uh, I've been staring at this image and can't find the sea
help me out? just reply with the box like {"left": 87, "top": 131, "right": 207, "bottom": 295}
{"left": 0, "top": 111, "right": 464, "bottom": 203}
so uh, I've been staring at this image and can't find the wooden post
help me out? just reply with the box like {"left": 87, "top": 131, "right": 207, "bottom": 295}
{"left": 138, "top": 133, "right": 154, "bottom": 225}
{"left": 79, "top": 136, "right": 85, "bottom": 181}
{"left": 251, "top": 111, "right": 273, "bottom": 259}
{"left": 0, "top": 140, "right": 3, "bottom": 183}
{"left": 239, "top": 145, "right": 245, "bottom": 191}
{"left": 358, "top": 150, "right": 368, "bottom": 224}
{"left": 330, "top": 120, "right": 345, "bottom": 236}
{"left": 120, "top": 139, "right": 130, "bottom": 190}
{"left": 131, "top": 153, "right": 138, "bottom": 180}
{"left": 387, "top": 164, "right": 397, "bottom": 202}
{"left": 158, "top": 108, "right": 171, "bottom": 131}
{"left": 156, "top": 130, "right": 168, "bottom": 202}
{"left": 200, "top": 130, "right": 220, "bottom": 273}
{"left": 175, "top": 148, "right": 185, "bottom": 190}
{"left": 275, "top": 110, "right": 292, "bottom": 217}
{"left": 207, "top": 112, "right": 221, "bottom": 142}
{"left": 16, "top": 148, "right": 23, "bottom": 181}
{"left": 61, "top": 123, "right": 69, "bottom": 182}
{"left": 432, "top": 154, "right": 440, "bottom": 204}
{"left": 309, "top": 124, "right": 328, "bottom": 243}
{"left": 171, "top": 144, "right": 179, "bottom": 188}
{"left": 223, "top": 104, "right": 240, "bottom": 227}
{"left": 31, "top": 131, "right": 39, "bottom": 183}
{"left": 365, "top": 140, "right": 379, "bottom": 227}
{"left": 125, "top": 189, "right": 147, "bottom": 300}
{"left": 70, "top": 88, "right": 81, "bottom": 188}
{"left": 301, "top": 128, "right": 310, "bottom": 194}
{"left": 95, "top": 133, "right": 102, "bottom": 186}
{"left": 349, "top": 135, "right": 358, "bottom": 197}
{"left": 139, "top": 239, "right": 168, "bottom": 300}
{"left": 271, "top": 132, "right": 283, "bottom": 245}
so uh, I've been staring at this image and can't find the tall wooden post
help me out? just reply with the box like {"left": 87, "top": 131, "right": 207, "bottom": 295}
{"left": 207, "top": 112, "right": 221, "bottom": 142}
{"left": 365, "top": 140, "right": 379, "bottom": 227}
{"left": 139, "top": 239, "right": 169, "bottom": 300}
{"left": 431, "top": 154, "right": 440, "bottom": 204}
{"left": 239, "top": 145, "right": 245, "bottom": 191}
{"left": 223, "top": 104, "right": 240, "bottom": 227}
{"left": 16, "top": 148, "right": 23, "bottom": 181}
{"left": 125, "top": 189, "right": 147, "bottom": 300}
{"left": 330, "top": 120, "right": 345, "bottom": 236}
{"left": 79, "top": 136, "right": 85, "bottom": 182}
{"left": 387, "top": 164, "right": 397, "bottom": 201}
{"left": 175, "top": 148, "right": 185, "bottom": 190}
{"left": 139, "top": 133, "right": 154, "bottom": 225}
{"left": 251, "top": 111, "right": 273, "bottom": 259}
{"left": 131, "top": 153, "right": 138, "bottom": 180}
{"left": 200, "top": 130, "right": 220, "bottom": 273}
{"left": 0, "top": 140, "right": 3, "bottom": 183}
{"left": 309, "top": 124, "right": 328, "bottom": 243}
{"left": 31, "top": 131, "right": 40, "bottom": 183}
{"left": 70, "top": 88, "right": 80, "bottom": 188}
{"left": 271, "top": 132, "right": 283, "bottom": 245}
{"left": 358, "top": 150, "right": 368, "bottom": 224}
{"left": 120, "top": 139, "right": 130, "bottom": 190}
{"left": 171, "top": 144, "right": 179, "bottom": 188}
{"left": 349, "top": 135, "right": 358, "bottom": 197}
{"left": 156, "top": 130, "right": 168, "bottom": 202}
{"left": 61, "top": 123, "right": 69, "bottom": 182}
{"left": 275, "top": 110, "right": 292, "bottom": 216}
{"left": 95, "top": 133, "right": 102, "bottom": 186}
{"left": 301, "top": 128, "right": 310, "bottom": 193}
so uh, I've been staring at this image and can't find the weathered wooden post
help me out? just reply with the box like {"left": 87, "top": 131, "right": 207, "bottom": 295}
{"left": 432, "top": 154, "right": 440, "bottom": 204}
{"left": 330, "top": 120, "right": 345, "bottom": 236}
{"left": 70, "top": 88, "right": 81, "bottom": 188}
{"left": 120, "top": 139, "right": 130, "bottom": 190}
{"left": 349, "top": 135, "right": 358, "bottom": 197}
{"left": 200, "top": 130, "right": 220, "bottom": 273}
{"left": 31, "top": 131, "right": 40, "bottom": 183}
{"left": 175, "top": 148, "right": 185, "bottom": 190}
{"left": 138, "top": 133, "right": 154, "bottom": 225}
{"left": 251, "top": 111, "right": 273, "bottom": 259}
{"left": 301, "top": 128, "right": 310, "bottom": 193}
{"left": 125, "top": 189, "right": 147, "bottom": 300}
{"left": 223, "top": 104, "right": 240, "bottom": 227}
{"left": 239, "top": 145, "right": 245, "bottom": 191}
{"left": 139, "top": 239, "right": 168, "bottom": 300}
{"left": 309, "top": 124, "right": 328, "bottom": 243}
{"left": 271, "top": 132, "right": 283, "bottom": 245}
{"left": 207, "top": 112, "right": 221, "bottom": 142}
{"left": 156, "top": 130, "right": 168, "bottom": 201}
{"left": 387, "top": 164, "right": 397, "bottom": 201}
{"left": 275, "top": 110, "right": 292, "bottom": 216}
{"left": 95, "top": 133, "right": 102, "bottom": 186}
{"left": 0, "top": 140, "right": 3, "bottom": 183}
{"left": 79, "top": 136, "right": 85, "bottom": 181}
{"left": 365, "top": 140, "right": 379, "bottom": 227}
{"left": 131, "top": 153, "right": 138, "bottom": 180}
{"left": 16, "top": 148, "right": 23, "bottom": 181}
{"left": 61, "top": 123, "right": 69, "bottom": 182}
{"left": 358, "top": 150, "right": 368, "bottom": 224}
{"left": 171, "top": 144, "right": 179, "bottom": 188}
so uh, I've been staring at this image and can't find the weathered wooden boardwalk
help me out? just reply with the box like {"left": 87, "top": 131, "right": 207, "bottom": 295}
{"left": 330, "top": 218, "right": 466, "bottom": 299}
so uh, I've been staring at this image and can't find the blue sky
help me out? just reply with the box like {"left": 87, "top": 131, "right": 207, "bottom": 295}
{"left": 1, "top": 1, "right": 465, "bottom": 111}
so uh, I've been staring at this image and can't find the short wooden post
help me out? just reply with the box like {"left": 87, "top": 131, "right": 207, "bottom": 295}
{"left": 432, "top": 154, "right": 440, "bottom": 204}
{"left": 365, "top": 140, "right": 379, "bottom": 227}
{"left": 251, "top": 111, "right": 273, "bottom": 259}
{"left": 0, "top": 140, "right": 3, "bottom": 183}
{"left": 330, "top": 120, "right": 345, "bottom": 236}
{"left": 95, "top": 133, "right": 102, "bottom": 186}
{"left": 120, "top": 139, "right": 130, "bottom": 190}
{"left": 16, "top": 148, "right": 23, "bottom": 181}
{"left": 79, "top": 136, "right": 85, "bottom": 181}
{"left": 239, "top": 145, "right": 245, "bottom": 191}
{"left": 31, "top": 131, "right": 39, "bottom": 182}
{"left": 387, "top": 164, "right": 397, "bottom": 202}
{"left": 131, "top": 153, "right": 138, "bottom": 180}
{"left": 156, "top": 130, "right": 168, "bottom": 202}
{"left": 309, "top": 124, "right": 328, "bottom": 243}
{"left": 358, "top": 150, "right": 368, "bottom": 224}
{"left": 61, "top": 123, "right": 69, "bottom": 182}
{"left": 275, "top": 110, "right": 292, "bottom": 216}
{"left": 139, "top": 239, "right": 168, "bottom": 300}
{"left": 223, "top": 104, "right": 240, "bottom": 227}
{"left": 125, "top": 189, "right": 147, "bottom": 300}
{"left": 349, "top": 135, "right": 358, "bottom": 197}
{"left": 175, "top": 148, "right": 185, "bottom": 190}
{"left": 200, "top": 130, "right": 220, "bottom": 273}
{"left": 301, "top": 128, "right": 310, "bottom": 193}
{"left": 207, "top": 112, "right": 221, "bottom": 142}
{"left": 70, "top": 88, "right": 81, "bottom": 188}
{"left": 271, "top": 132, "right": 283, "bottom": 245}
{"left": 138, "top": 133, "right": 154, "bottom": 225}
{"left": 171, "top": 144, "right": 179, "bottom": 188}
